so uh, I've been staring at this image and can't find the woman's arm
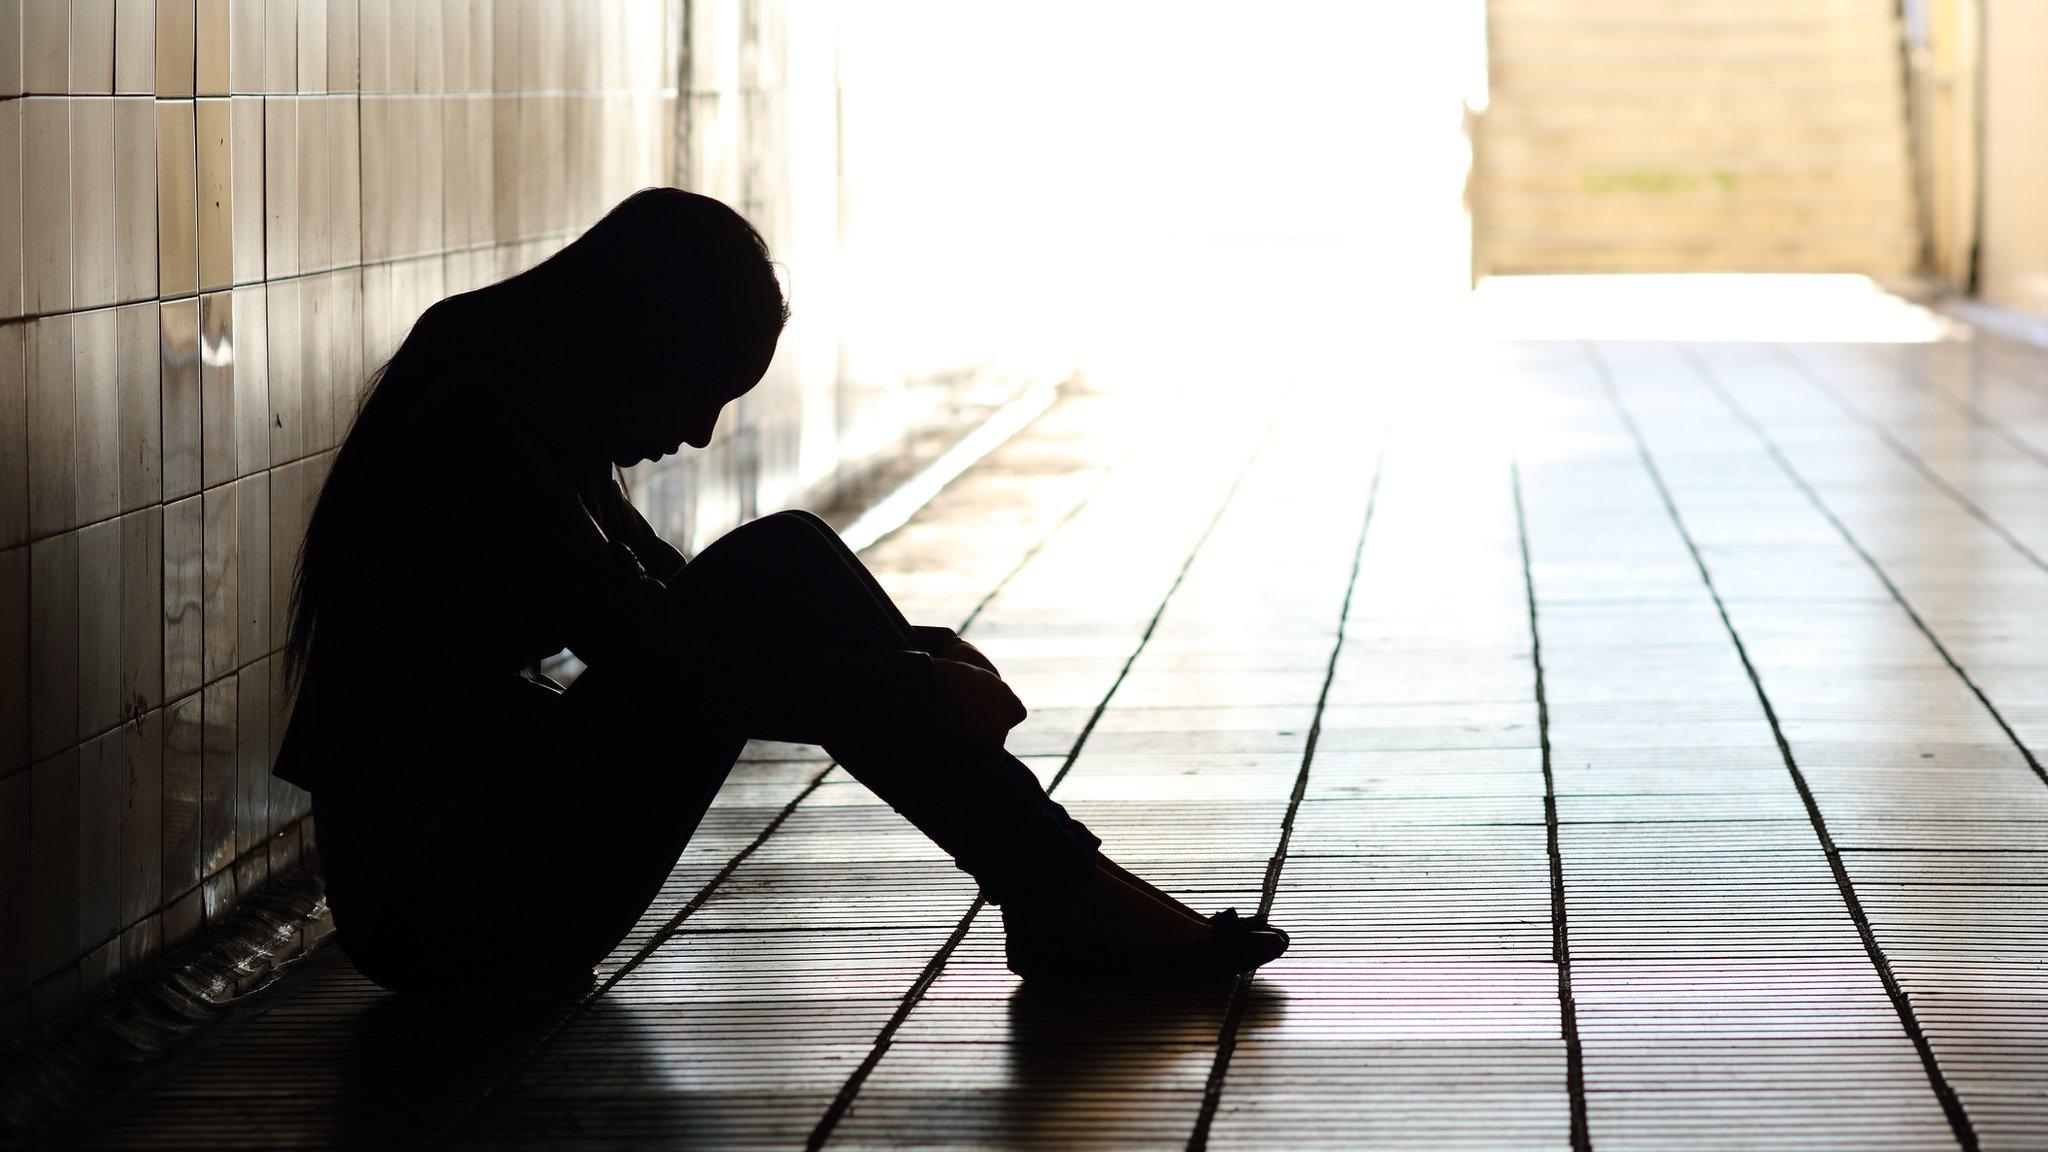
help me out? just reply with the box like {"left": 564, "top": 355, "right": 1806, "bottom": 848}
{"left": 595, "top": 468, "right": 687, "bottom": 582}
{"left": 524, "top": 473, "right": 1015, "bottom": 746}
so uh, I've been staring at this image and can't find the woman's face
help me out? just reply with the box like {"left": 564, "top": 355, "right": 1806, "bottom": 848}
{"left": 599, "top": 339, "right": 777, "bottom": 468}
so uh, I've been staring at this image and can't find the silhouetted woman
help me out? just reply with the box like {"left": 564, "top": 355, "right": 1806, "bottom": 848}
{"left": 275, "top": 189, "right": 1287, "bottom": 995}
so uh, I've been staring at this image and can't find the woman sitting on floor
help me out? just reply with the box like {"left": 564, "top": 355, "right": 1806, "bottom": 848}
{"left": 274, "top": 188, "right": 1289, "bottom": 995}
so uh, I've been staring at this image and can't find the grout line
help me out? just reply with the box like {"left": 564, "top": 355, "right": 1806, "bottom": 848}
{"left": 1860, "top": 342, "right": 2048, "bottom": 473}
{"left": 806, "top": 422, "right": 1277, "bottom": 1152}
{"left": 1511, "top": 461, "right": 1592, "bottom": 1152}
{"left": 435, "top": 403, "right": 1119, "bottom": 1149}
{"left": 1770, "top": 345, "right": 2048, "bottom": 573}
{"left": 955, "top": 459, "right": 1123, "bottom": 637}
{"left": 1591, "top": 341, "right": 1981, "bottom": 1152}
{"left": 1184, "top": 431, "right": 1386, "bottom": 1152}
{"left": 1689, "top": 345, "right": 2048, "bottom": 792}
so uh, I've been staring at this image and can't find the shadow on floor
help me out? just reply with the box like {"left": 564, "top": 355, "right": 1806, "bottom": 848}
{"left": 327, "top": 986, "right": 589, "bottom": 1147}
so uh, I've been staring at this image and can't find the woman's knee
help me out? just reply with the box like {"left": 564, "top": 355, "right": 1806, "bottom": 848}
{"left": 693, "top": 509, "right": 837, "bottom": 573}
{"left": 682, "top": 511, "right": 903, "bottom": 645}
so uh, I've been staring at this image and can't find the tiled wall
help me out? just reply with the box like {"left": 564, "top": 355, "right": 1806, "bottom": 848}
{"left": 0, "top": 0, "right": 678, "bottom": 1036}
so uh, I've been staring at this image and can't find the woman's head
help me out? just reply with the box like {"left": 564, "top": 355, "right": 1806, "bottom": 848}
{"left": 500, "top": 187, "right": 790, "bottom": 465}
{"left": 285, "top": 190, "right": 787, "bottom": 685}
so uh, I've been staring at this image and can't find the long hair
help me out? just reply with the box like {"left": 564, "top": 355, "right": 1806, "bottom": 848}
{"left": 283, "top": 189, "right": 787, "bottom": 688}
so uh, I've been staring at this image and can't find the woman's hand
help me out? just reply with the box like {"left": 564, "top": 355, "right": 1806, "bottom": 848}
{"left": 932, "top": 658, "right": 1027, "bottom": 746}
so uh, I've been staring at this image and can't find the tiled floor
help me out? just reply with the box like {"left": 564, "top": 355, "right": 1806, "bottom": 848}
{"left": 47, "top": 315, "right": 2048, "bottom": 1150}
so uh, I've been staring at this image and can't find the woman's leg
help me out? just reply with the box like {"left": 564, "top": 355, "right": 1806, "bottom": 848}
{"left": 675, "top": 511, "right": 1103, "bottom": 917}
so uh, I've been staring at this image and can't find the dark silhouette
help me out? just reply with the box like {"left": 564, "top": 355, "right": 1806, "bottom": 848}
{"left": 275, "top": 188, "right": 1287, "bottom": 995}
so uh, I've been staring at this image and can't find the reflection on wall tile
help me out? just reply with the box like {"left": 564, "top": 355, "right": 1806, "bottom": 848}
{"left": 30, "top": 532, "right": 79, "bottom": 762}
{"left": 116, "top": 302, "right": 161, "bottom": 513}
{"left": 228, "top": 0, "right": 261, "bottom": 93}
{"left": 0, "top": 328, "right": 22, "bottom": 548}
{"left": 115, "top": 0, "right": 158, "bottom": 93}
{"left": 26, "top": 316, "right": 73, "bottom": 540}
{"left": 113, "top": 97, "right": 159, "bottom": 302}
{"left": 196, "top": 99, "right": 234, "bottom": 292}
{"left": 78, "top": 730, "right": 123, "bottom": 952}
{"left": 117, "top": 915, "right": 159, "bottom": 986}
{"left": 326, "top": 0, "right": 355, "bottom": 94}
{"left": 0, "top": 549, "right": 27, "bottom": 774}
{"left": 439, "top": 97, "right": 469, "bottom": 245}
{"left": 417, "top": 94, "right": 445, "bottom": 255}
{"left": 263, "top": 96, "right": 298, "bottom": 276}
{"left": 297, "top": 95, "right": 329, "bottom": 272}
{"left": 264, "top": 278, "right": 300, "bottom": 462}
{"left": 119, "top": 507, "right": 163, "bottom": 717}
{"left": 489, "top": 94, "right": 518, "bottom": 240}
{"left": 359, "top": 0, "right": 388, "bottom": 91}
{"left": 263, "top": 652, "right": 286, "bottom": 779}
{"left": 72, "top": 308, "right": 120, "bottom": 525}
{"left": 199, "top": 291, "right": 234, "bottom": 487}
{"left": 196, "top": 0, "right": 229, "bottom": 94}
{"left": 200, "top": 676, "right": 235, "bottom": 876}
{"left": 266, "top": 458, "right": 299, "bottom": 649}
{"left": 74, "top": 0, "right": 118, "bottom": 93}
{"left": 156, "top": 0, "right": 197, "bottom": 96}
{"left": 235, "top": 472, "right": 267, "bottom": 660}
{"left": 160, "top": 298, "right": 201, "bottom": 499}
{"left": 229, "top": 286, "right": 266, "bottom": 474}
{"left": 71, "top": 99, "right": 118, "bottom": 309}
{"left": 32, "top": 964, "right": 82, "bottom": 1026}
{"left": 390, "top": 98, "right": 418, "bottom": 257}
{"left": 263, "top": 0, "right": 295, "bottom": 94}
{"left": 415, "top": 0, "right": 441, "bottom": 92}
{"left": 358, "top": 97, "right": 389, "bottom": 260}
{"left": 331, "top": 96, "right": 362, "bottom": 265}
{"left": 228, "top": 96, "right": 264, "bottom": 284}
{"left": 156, "top": 100, "right": 199, "bottom": 297}
{"left": 200, "top": 867, "right": 232, "bottom": 924}
{"left": 234, "top": 655, "right": 266, "bottom": 885}
{"left": 30, "top": 749, "right": 80, "bottom": 978}
{"left": 162, "top": 495, "right": 203, "bottom": 700}
{"left": 79, "top": 937, "right": 118, "bottom": 1000}
{"left": 160, "top": 885, "right": 200, "bottom": 950}
{"left": 25, "top": 0, "right": 69, "bottom": 93}
{"left": 295, "top": 0, "right": 325, "bottom": 93}
{"left": 0, "top": 102, "right": 23, "bottom": 320}
{"left": 330, "top": 267, "right": 361, "bottom": 429}
{"left": 119, "top": 709, "right": 163, "bottom": 926}
{"left": 298, "top": 272, "right": 328, "bottom": 452}
{"left": 76, "top": 519, "right": 122, "bottom": 738}
{"left": 161, "top": 692, "right": 202, "bottom": 902}
{"left": 0, "top": 771, "right": 29, "bottom": 1002}
{"left": 23, "top": 99, "right": 73, "bottom": 315}
{"left": 387, "top": 0, "right": 414, "bottom": 92}
{"left": 202, "top": 483, "right": 238, "bottom": 681}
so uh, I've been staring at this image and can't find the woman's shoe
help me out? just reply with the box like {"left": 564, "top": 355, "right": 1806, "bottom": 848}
{"left": 1005, "top": 907, "right": 1290, "bottom": 986}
